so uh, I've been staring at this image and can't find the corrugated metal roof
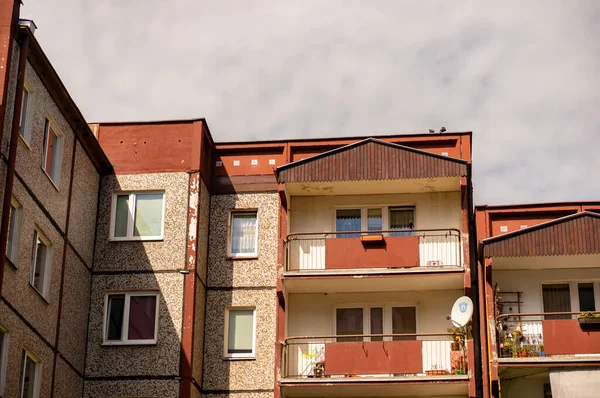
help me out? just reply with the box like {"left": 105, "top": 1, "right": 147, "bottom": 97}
{"left": 483, "top": 211, "right": 600, "bottom": 257}
{"left": 276, "top": 138, "right": 468, "bottom": 183}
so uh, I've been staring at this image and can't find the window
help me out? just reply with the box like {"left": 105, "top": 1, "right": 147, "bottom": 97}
{"left": 335, "top": 304, "right": 418, "bottom": 342}
{"left": 228, "top": 211, "right": 258, "bottom": 257}
{"left": 542, "top": 284, "right": 571, "bottom": 320}
{"left": 19, "top": 350, "right": 40, "bottom": 398}
{"left": 391, "top": 306, "right": 417, "bottom": 341}
{"left": 578, "top": 283, "right": 596, "bottom": 312}
{"left": 225, "top": 308, "right": 256, "bottom": 358}
{"left": 336, "top": 209, "right": 362, "bottom": 238}
{"left": 104, "top": 292, "right": 159, "bottom": 345}
{"left": 0, "top": 327, "right": 9, "bottom": 397}
{"left": 335, "top": 206, "right": 415, "bottom": 237}
{"left": 41, "top": 119, "right": 63, "bottom": 187}
{"left": 6, "top": 198, "right": 22, "bottom": 265}
{"left": 19, "top": 82, "right": 33, "bottom": 143}
{"left": 30, "top": 230, "right": 51, "bottom": 298}
{"left": 111, "top": 192, "right": 165, "bottom": 240}
{"left": 336, "top": 307, "right": 364, "bottom": 342}
{"left": 389, "top": 207, "right": 414, "bottom": 236}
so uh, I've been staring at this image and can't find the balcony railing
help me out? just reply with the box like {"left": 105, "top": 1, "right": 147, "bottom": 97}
{"left": 282, "top": 333, "right": 467, "bottom": 379}
{"left": 284, "top": 229, "right": 462, "bottom": 272}
{"left": 496, "top": 312, "right": 600, "bottom": 359}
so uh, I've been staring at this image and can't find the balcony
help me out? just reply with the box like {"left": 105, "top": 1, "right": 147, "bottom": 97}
{"left": 280, "top": 333, "right": 470, "bottom": 397}
{"left": 496, "top": 312, "right": 600, "bottom": 364}
{"left": 285, "top": 229, "right": 462, "bottom": 273}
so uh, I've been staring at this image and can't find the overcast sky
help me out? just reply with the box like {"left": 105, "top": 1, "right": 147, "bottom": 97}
{"left": 21, "top": 1, "right": 600, "bottom": 204}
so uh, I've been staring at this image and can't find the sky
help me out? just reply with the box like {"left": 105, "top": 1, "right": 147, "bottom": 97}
{"left": 20, "top": 1, "right": 600, "bottom": 205}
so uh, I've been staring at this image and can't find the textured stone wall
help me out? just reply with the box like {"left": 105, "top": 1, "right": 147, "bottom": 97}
{"left": 84, "top": 379, "right": 179, "bottom": 398}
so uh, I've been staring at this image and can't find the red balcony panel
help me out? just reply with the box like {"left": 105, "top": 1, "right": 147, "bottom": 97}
{"left": 324, "top": 236, "right": 420, "bottom": 269}
{"left": 325, "top": 341, "right": 423, "bottom": 375}
{"left": 543, "top": 319, "right": 600, "bottom": 355}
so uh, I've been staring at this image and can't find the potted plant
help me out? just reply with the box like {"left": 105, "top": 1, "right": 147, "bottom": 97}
{"left": 518, "top": 346, "right": 528, "bottom": 358}
{"left": 578, "top": 312, "right": 600, "bottom": 325}
{"left": 454, "top": 356, "right": 465, "bottom": 375}
{"left": 539, "top": 344, "right": 545, "bottom": 357}
{"left": 448, "top": 327, "right": 464, "bottom": 351}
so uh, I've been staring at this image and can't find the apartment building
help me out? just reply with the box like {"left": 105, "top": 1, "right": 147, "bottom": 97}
{"left": 476, "top": 202, "right": 600, "bottom": 398}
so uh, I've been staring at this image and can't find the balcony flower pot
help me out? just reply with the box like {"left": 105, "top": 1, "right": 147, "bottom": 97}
{"left": 578, "top": 318, "right": 600, "bottom": 325}
{"left": 451, "top": 342, "right": 461, "bottom": 351}
{"left": 456, "top": 369, "right": 465, "bottom": 375}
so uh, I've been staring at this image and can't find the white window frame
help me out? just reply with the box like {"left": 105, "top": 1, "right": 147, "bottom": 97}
{"left": 30, "top": 229, "right": 52, "bottom": 299}
{"left": 102, "top": 292, "right": 160, "bottom": 345}
{"left": 227, "top": 210, "right": 259, "bottom": 259}
{"left": 223, "top": 307, "right": 256, "bottom": 359}
{"left": 109, "top": 192, "right": 165, "bottom": 241}
{"left": 19, "top": 348, "right": 41, "bottom": 398}
{"left": 6, "top": 197, "right": 22, "bottom": 266}
{"left": 18, "top": 79, "right": 34, "bottom": 146}
{"left": 0, "top": 325, "right": 9, "bottom": 397}
{"left": 40, "top": 117, "right": 64, "bottom": 189}
{"left": 333, "top": 303, "right": 420, "bottom": 341}
{"left": 333, "top": 205, "right": 416, "bottom": 232}
{"left": 539, "top": 280, "right": 600, "bottom": 318}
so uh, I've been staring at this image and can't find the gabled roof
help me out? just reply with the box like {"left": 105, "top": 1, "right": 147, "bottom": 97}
{"left": 483, "top": 211, "right": 600, "bottom": 257}
{"left": 276, "top": 138, "right": 468, "bottom": 184}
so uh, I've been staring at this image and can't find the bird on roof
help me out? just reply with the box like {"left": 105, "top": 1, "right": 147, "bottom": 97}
{"left": 440, "top": 127, "right": 447, "bottom": 132}
{"left": 429, "top": 129, "right": 435, "bottom": 133}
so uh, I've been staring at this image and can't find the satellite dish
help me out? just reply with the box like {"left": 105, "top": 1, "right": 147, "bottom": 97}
{"left": 451, "top": 296, "right": 473, "bottom": 327}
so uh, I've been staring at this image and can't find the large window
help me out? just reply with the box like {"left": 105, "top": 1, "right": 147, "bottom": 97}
{"left": 6, "top": 198, "right": 22, "bottom": 265}
{"left": 41, "top": 119, "right": 63, "bottom": 187}
{"left": 19, "top": 82, "right": 33, "bottom": 143}
{"left": 0, "top": 327, "right": 9, "bottom": 397}
{"left": 228, "top": 211, "right": 258, "bottom": 258}
{"left": 335, "top": 305, "right": 417, "bottom": 342}
{"left": 104, "top": 292, "right": 159, "bottom": 345}
{"left": 335, "top": 206, "right": 414, "bottom": 237}
{"left": 30, "top": 230, "right": 51, "bottom": 298}
{"left": 335, "top": 307, "right": 364, "bottom": 342}
{"left": 543, "top": 282, "right": 600, "bottom": 319}
{"left": 19, "top": 350, "right": 40, "bottom": 398}
{"left": 225, "top": 308, "right": 256, "bottom": 358}
{"left": 111, "top": 192, "right": 165, "bottom": 240}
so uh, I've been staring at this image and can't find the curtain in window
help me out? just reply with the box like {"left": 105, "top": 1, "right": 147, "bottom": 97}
{"left": 390, "top": 208, "right": 414, "bottom": 236}
{"left": 134, "top": 194, "right": 163, "bottom": 237}
{"left": 336, "top": 308, "right": 363, "bottom": 342}
{"left": 336, "top": 209, "right": 361, "bottom": 238}
{"left": 231, "top": 213, "right": 257, "bottom": 254}
{"left": 228, "top": 310, "right": 254, "bottom": 353}
{"left": 392, "top": 307, "right": 417, "bottom": 341}
{"left": 114, "top": 195, "right": 129, "bottom": 237}
{"left": 367, "top": 208, "right": 382, "bottom": 233}
{"left": 128, "top": 295, "right": 157, "bottom": 340}
{"left": 543, "top": 284, "right": 571, "bottom": 320}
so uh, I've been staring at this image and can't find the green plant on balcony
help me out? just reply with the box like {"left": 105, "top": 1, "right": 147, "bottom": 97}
{"left": 539, "top": 343, "right": 545, "bottom": 357}
{"left": 578, "top": 312, "right": 600, "bottom": 326}
{"left": 447, "top": 326, "right": 465, "bottom": 351}
{"left": 579, "top": 312, "right": 600, "bottom": 319}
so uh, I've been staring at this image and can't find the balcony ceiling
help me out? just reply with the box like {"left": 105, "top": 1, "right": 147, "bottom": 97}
{"left": 276, "top": 138, "right": 467, "bottom": 190}
{"left": 492, "top": 253, "right": 600, "bottom": 270}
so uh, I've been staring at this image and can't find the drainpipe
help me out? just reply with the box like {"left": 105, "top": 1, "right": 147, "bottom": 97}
{"left": 0, "top": 32, "right": 29, "bottom": 296}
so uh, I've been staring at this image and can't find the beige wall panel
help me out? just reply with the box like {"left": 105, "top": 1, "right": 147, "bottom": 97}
{"left": 85, "top": 273, "right": 183, "bottom": 377}
{"left": 3, "top": 178, "right": 64, "bottom": 343}
{"left": 203, "top": 289, "right": 277, "bottom": 391}
{"left": 84, "top": 379, "right": 179, "bottom": 398}
{"left": 53, "top": 356, "right": 83, "bottom": 398}
{"left": 14, "top": 60, "right": 78, "bottom": 233}
{"left": 58, "top": 246, "right": 91, "bottom": 373}
{"left": 290, "top": 192, "right": 462, "bottom": 233}
{"left": 208, "top": 193, "right": 279, "bottom": 288}
{"left": 94, "top": 172, "right": 189, "bottom": 272}
{"left": 68, "top": 140, "right": 100, "bottom": 266}
{"left": 0, "top": 302, "right": 54, "bottom": 398}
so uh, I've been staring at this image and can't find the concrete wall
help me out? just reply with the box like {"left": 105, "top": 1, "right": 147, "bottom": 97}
{"left": 290, "top": 192, "right": 461, "bottom": 234}
{"left": 500, "top": 374, "right": 549, "bottom": 398}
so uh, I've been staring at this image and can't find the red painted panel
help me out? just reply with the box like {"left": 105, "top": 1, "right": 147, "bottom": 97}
{"left": 325, "top": 341, "right": 423, "bottom": 375}
{"left": 325, "top": 236, "right": 419, "bottom": 269}
{"left": 543, "top": 319, "right": 600, "bottom": 355}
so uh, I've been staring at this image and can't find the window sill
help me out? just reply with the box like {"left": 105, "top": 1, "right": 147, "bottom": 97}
{"left": 109, "top": 237, "right": 165, "bottom": 242}
{"left": 223, "top": 356, "right": 256, "bottom": 361}
{"left": 29, "top": 283, "right": 49, "bottom": 304}
{"left": 5, "top": 256, "right": 18, "bottom": 269}
{"left": 40, "top": 167, "right": 60, "bottom": 192}
{"left": 18, "top": 134, "right": 32, "bottom": 150}
{"left": 227, "top": 255, "right": 259, "bottom": 260}
{"left": 101, "top": 341, "right": 157, "bottom": 347}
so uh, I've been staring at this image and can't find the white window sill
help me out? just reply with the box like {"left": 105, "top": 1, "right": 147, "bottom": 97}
{"left": 223, "top": 356, "right": 256, "bottom": 361}
{"left": 109, "top": 236, "right": 164, "bottom": 242}
{"left": 40, "top": 168, "right": 60, "bottom": 192}
{"left": 101, "top": 341, "right": 157, "bottom": 346}
{"left": 18, "top": 134, "right": 32, "bottom": 150}
{"left": 227, "top": 254, "right": 259, "bottom": 260}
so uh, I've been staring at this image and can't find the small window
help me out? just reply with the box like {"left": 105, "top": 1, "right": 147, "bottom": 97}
{"left": 6, "top": 198, "right": 22, "bottom": 266}
{"left": 335, "top": 209, "right": 361, "bottom": 238}
{"left": 228, "top": 211, "right": 258, "bottom": 257}
{"left": 225, "top": 308, "right": 256, "bottom": 358}
{"left": 19, "top": 83, "right": 33, "bottom": 143}
{"left": 41, "top": 119, "right": 63, "bottom": 187}
{"left": 104, "top": 293, "right": 159, "bottom": 345}
{"left": 391, "top": 306, "right": 417, "bottom": 341}
{"left": 336, "top": 307, "right": 364, "bottom": 342}
{"left": 542, "top": 284, "right": 571, "bottom": 320}
{"left": 30, "top": 230, "right": 51, "bottom": 298}
{"left": 0, "top": 327, "right": 9, "bottom": 396}
{"left": 389, "top": 207, "right": 414, "bottom": 236}
{"left": 19, "top": 350, "right": 40, "bottom": 398}
{"left": 367, "top": 208, "right": 382, "bottom": 233}
{"left": 578, "top": 283, "right": 596, "bottom": 312}
{"left": 111, "top": 192, "right": 165, "bottom": 240}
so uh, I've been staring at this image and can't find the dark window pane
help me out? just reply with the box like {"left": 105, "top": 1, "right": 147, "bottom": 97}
{"left": 578, "top": 283, "right": 596, "bottom": 312}
{"left": 114, "top": 195, "right": 129, "bottom": 238}
{"left": 107, "top": 295, "right": 125, "bottom": 341}
{"left": 390, "top": 208, "right": 414, "bottom": 236}
{"left": 392, "top": 307, "right": 416, "bottom": 341}
{"left": 336, "top": 308, "right": 363, "bottom": 342}
{"left": 128, "top": 295, "right": 157, "bottom": 340}
{"left": 19, "top": 352, "right": 36, "bottom": 398}
{"left": 336, "top": 209, "right": 361, "bottom": 238}
{"left": 31, "top": 234, "right": 47, "bottom": 293}
{"left": 543, "top": 284, "right": 571, "bottom": 320}
{"left": 370, "top": 307, "right": 383, "bottom": 341}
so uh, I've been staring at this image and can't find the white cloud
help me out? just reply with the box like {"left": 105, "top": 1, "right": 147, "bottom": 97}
{"left": 20, "top": 0, "right": 600, "bottom": 204}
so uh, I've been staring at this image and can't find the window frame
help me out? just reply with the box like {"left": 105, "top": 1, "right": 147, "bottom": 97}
{"left": 223, "top": 307, "right": 257, "bottom": 359}
{"left": 18, "top": 79, "right": 34, "bottom": 146}
{"left": 6, "top": 197, "right": 22, "bottom": 267}
{"left": 227, "top": 210, "right": 259, "bottom": 259}
{"left": 40, "top": 117, "right": 64, "bottom": 189}
{"left": 19, "top": 348, "right": 41, "bottom": 398}
{"left": 102, "top": 291, "right": 160, "bottom": 345}
{"left": 539, "top": 280, "right": 600, "bottom": 318}
{"left": 333, "top": 205, "right": 416, "bottom": 233}
{"left": 109, "top": 192, "right": 166, "bottom": 241}
{"left": 30, "top": 229, "right": 52, "bottom": 299}
{"left": 0, "top": 325, "right": 9, "bottom": 397}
